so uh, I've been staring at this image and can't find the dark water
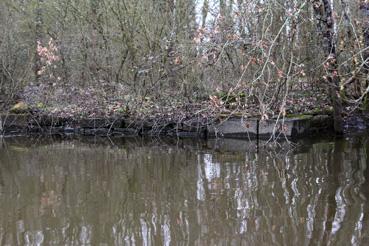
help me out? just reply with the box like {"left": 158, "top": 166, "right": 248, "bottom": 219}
{"left": 0, "top": 135, "right": 368, "bottom": 245}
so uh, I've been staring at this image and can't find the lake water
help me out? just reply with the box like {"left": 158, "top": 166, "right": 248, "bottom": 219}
{"left": 0, "top": 135, "right": 368, "bottom": 245}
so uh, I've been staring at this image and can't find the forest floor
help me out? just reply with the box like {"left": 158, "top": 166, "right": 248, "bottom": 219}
{"left": 7, "top": 82, "right": 333, "bottom": 123}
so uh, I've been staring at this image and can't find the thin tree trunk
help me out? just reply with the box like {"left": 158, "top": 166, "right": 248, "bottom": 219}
{"left": 360, "top": 1, "right": 369, "bottom": 71}
{"left": 202, "top": 0, "right": 208, "bottom": 30}
{"left": 167, "top": 0, "right": 177, "bottom": 88}
{"left": 34, "top": 0, "right": 43, "bottom": 84}
{"left": 360, "top": 1, "right": 369, "bottom": 110}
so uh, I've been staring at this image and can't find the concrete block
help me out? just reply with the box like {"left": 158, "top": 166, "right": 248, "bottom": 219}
{"left": 259, "top": 116, "right": 313, "bottom": 138}
{"left": 208, "top": 118, "right": 258, "bottom": 138}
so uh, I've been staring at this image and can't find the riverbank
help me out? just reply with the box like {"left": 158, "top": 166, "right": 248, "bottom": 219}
{"left": 1, "top": 94, "right": 368, "bottom": 140}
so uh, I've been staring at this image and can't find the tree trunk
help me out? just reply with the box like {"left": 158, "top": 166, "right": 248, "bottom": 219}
{"left": 312, "top": 0, "right": 344, "bottom": 134}
{"left": 360, "top": 1, "right": 369, "bottom": 111}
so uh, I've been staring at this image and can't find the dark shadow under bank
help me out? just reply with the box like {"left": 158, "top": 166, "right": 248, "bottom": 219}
{"left": 0, "top": 112, "right": 368, "bottom": 141}
{"left": 0, "top": 113, "right": 332, "bottom": 137}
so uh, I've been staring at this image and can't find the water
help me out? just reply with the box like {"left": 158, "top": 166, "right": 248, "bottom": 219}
{"left": 0, "top": 135, "right": 368, "bottom": 245}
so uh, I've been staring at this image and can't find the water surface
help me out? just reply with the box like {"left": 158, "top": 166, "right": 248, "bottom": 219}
{"left": 0, "top": 136, "right": 368, "bottom": 245}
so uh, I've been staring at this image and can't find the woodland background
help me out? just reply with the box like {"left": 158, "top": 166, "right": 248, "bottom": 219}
{"left": 1, "top": 0, "right": 369, "bottom": 132}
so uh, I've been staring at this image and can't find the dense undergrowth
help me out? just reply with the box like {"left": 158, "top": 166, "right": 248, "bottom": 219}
{"left": 1, "top": 0, "right": 369, "bottom": 130}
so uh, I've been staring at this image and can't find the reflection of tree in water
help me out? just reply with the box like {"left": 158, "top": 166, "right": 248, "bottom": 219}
{"left": 0, "top": 137, "right": 368, "bottom": 245}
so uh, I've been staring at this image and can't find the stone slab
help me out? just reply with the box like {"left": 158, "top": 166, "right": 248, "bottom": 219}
{"left": 208, "top": 118, "right": 258, "bottom": 138}
{"left": 258, "top": 116, "right": 313, "bottom": 138}
{"left": 208, "top": 115, "right": 332, "bottom": 139}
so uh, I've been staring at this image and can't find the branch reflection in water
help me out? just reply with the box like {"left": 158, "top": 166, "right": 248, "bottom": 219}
{"left": 0, "top": 136, "right": 368, "bottom": 245}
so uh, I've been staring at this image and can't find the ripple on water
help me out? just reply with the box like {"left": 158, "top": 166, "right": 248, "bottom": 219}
{"left": 0, "top": 136, "right": 368, "bottom": 245}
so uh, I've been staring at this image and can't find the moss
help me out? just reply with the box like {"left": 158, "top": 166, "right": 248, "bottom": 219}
{"left": 361, "top": 95, "right": 369, "bottom": 112}
{"left": 36, "top": 102, "right": 46, "bottom": 109}
{"left": 216, "top": 91, "right": 246, "bottom": 104}
{"left": 9, "top": 102, "right": 29, "bottom": 114}
{"left": 115, "top": 107, "right": 128, "bottom": 114}
{"left": 307, "top": 108, "right": 333, "bottom": 115}
{"left": 285, "top": 114, "right": 313, "bottom": 120}
{"left": 10, "top": 146, "right": 29, "bottom": 152}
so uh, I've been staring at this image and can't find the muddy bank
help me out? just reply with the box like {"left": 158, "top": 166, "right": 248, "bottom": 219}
{"left": 0, "top": 113, "right": 207, "bottom": 138}
{"left": 0, "top": 112, "right": 346, "bottom": 140}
